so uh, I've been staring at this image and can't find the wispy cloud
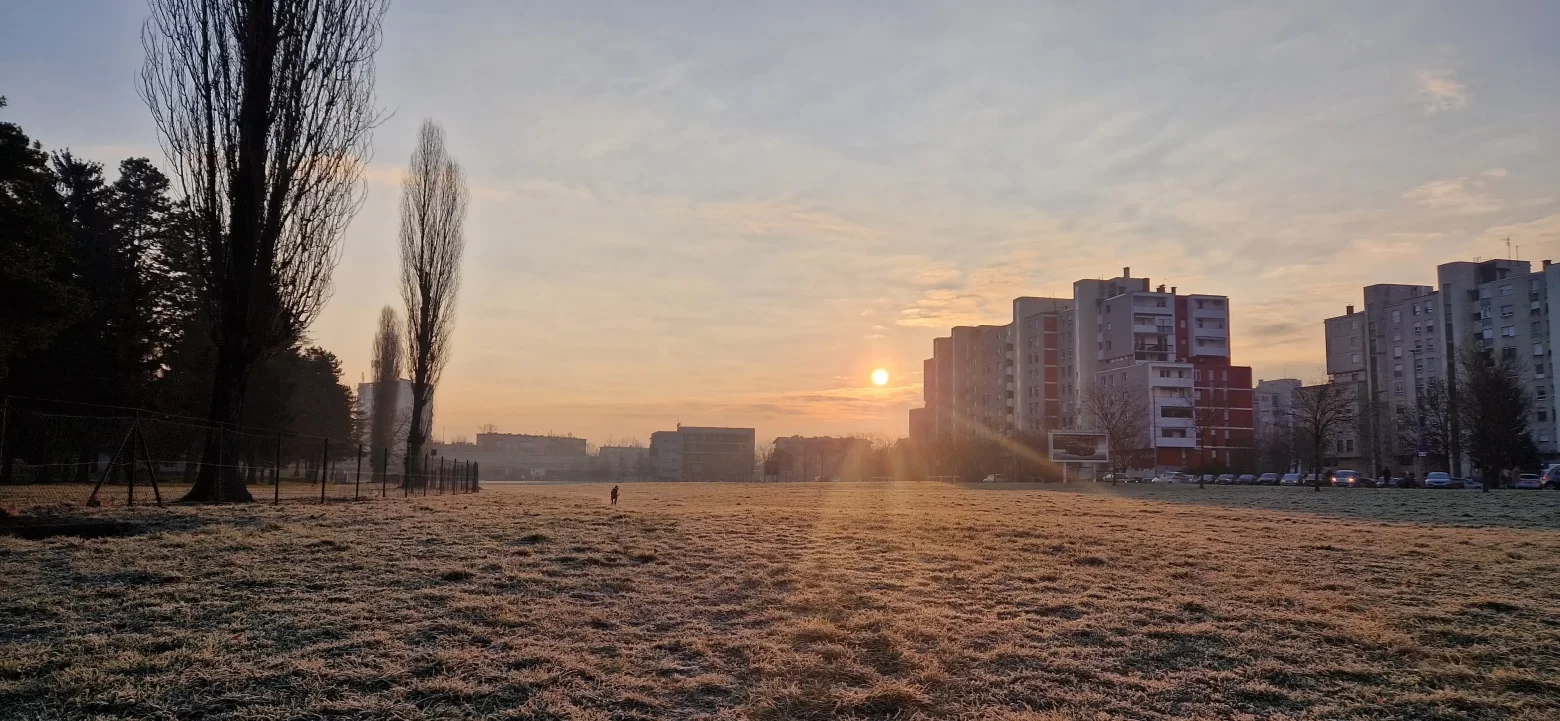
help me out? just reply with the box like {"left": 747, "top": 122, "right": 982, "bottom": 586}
{"left": 1402, "top": 169, "right": 1507, "bottom": 215}
{"left": 1416, "top": 68, "right": 1468, "bottom": 114}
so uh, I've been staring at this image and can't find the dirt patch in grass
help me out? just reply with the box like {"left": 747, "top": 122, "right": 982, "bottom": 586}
{"left": 2, "top": 481, "right": 1558, "bottom": 719}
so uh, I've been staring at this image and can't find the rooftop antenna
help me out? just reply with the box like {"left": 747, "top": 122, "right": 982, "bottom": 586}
{"left": 1505, "top": 236, "right": 1512, "bottom": 259}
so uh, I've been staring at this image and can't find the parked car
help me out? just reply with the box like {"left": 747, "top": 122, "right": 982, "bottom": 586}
{"left": 1279, "top": 473, "right": 1302, "bottom": 486}
{"left": 1302, "top": 473, "right": 1320, "bottom": 485}
{"left": 1148, "top": 473, "right": 1178, "bottom": 484}
{"left": 1515, "top": 474, "right": 1543, "bottom": 490}
{"left": 1236, "top": 474, "right": 1257, "bottom": 485}
{"left": 1424, "top": 471, "right": 1454, "bottom": 488}
{"left": 1215, "top": 473, "right": 1235, "bottom": 484}
{"left": 1541, "top": 465, "right": 1560, "bottom": 489}
{"left": 1257, "top": 472, "right": 1279, "bottom": 485}
{"left": 1332, "top": 470, "right": 1361, "bottom": 487}
{"left": 1462, "top": 479, "right": 1484, "bottom": 490}
{"left": 981, "top": 474, "right": 1007, "bottom": 483}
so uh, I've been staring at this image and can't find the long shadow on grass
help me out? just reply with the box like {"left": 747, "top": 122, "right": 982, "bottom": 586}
{"left": 958, "top": 482, "right": 1560, "bottom": 530}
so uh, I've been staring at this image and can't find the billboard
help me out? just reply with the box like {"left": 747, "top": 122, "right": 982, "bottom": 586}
{"left": 1049, "top": 431, "right": 1109, "bottom": 463}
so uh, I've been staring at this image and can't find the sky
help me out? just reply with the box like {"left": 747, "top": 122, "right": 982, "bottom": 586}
{"left": 4, "top": 1, "right": 1560, "bottom": 446}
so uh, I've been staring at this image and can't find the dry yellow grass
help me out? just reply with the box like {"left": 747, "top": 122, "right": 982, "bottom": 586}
{"left": 3, "top": 481, "right": 1559, "bottom": 719}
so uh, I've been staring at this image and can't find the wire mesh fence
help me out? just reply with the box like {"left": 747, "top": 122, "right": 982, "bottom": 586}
{"left": 0, "top": 396, "right": 479, "bottom": 511}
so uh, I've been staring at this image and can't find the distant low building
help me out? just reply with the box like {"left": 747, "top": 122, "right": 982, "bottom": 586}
{"left": 596, "top": 445, "right": 651, "bottom": 481}
{"left": 432, "top": 431, "right": 592, "bottom": 480}
{"left": 650, "top": 426, "right": 755, "bottom": 481}
{"left": 477, "top": 432, "right": 587, "bottom": 456}
{"left": 773, "top": 436, "right": 873, "bottom": 481}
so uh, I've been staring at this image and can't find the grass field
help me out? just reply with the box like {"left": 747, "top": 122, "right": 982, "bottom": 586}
{"left": 3, "top": 482, "right": 1559, "bottom": 719}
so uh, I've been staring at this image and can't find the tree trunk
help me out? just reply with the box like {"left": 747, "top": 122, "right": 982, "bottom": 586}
{"left": 181, "top": 349, "right": 255, "bottom": 502}
{"left": 403, "top": 381, "right": 429, "bottom": 487}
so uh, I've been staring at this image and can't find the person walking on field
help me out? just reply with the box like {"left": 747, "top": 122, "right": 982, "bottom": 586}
{"left": 610, "top": 485, "right": 619, "bottom": 506}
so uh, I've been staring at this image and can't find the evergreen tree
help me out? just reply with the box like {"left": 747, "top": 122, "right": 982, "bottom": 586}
{"left": 0, "top": 99, "right": 85, "bottom": 384}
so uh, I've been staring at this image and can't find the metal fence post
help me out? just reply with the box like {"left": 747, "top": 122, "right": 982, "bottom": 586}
{"left": 380, "top": 447, "right": 388, "bottom": 498}
{"left": 0, "top": 397, "right": 9, "bottom": 485}
{"left": 439, "top": 456, "right": 447, "bottom": 495}
{"left": 423, "top": 453, "right": 430, "bottom": 496}
{"left": 126, "top": 417, "right": 136, "bottom": 508}
{"left": 274, "top": 433, "right": 282, "bottom": 504}
{"left": 473, "top": 462, "right": 479, "bottom": 492}
{"left": 354, "top": 443, "right": 363, "bottom": 500}
{"left": 319, "top": 438, "right": 329, "bottom": 503}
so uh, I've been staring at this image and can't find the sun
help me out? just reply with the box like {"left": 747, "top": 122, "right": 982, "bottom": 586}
{"left": 871, "top": 368, "right": 889, "bottom": 386}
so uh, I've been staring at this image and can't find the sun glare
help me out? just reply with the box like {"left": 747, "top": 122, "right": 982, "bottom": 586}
{"left": 871, "top": 368, "right": 889, "bottom": 386}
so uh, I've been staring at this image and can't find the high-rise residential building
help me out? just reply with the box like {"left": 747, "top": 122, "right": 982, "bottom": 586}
{"left": 1254, "top": 378, "right": 1302, "bottom": 448}
{"left": 649, "top": 426, "right": 755, "bottom": 481}
{"left": 1437, "top": 258, "right": 1559, "bottom": 469}
{"left": 356, "top": 378, "right": 432, "bottom": 439}
{"left": 1323, "top": 257, "right": 1560, "bottom": 475}
{"left": 909, "top": 268, "right": 1254, "bottom": 472}
{"left": 1013, "top": 296, "right": 1071, "bottom": 434}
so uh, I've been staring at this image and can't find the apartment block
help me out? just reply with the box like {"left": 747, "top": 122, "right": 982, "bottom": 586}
{"left": 1323, "top": 257, "right": 1560, "bottom": 474}
{"left": 1438, "top": 259, "right": 1560, "bottom": 465}
{"left": 1013, "top": 296, "right": 1070, "bottom": 434}
{"left": 909, "top": 268, "right": 1254, "bottom": 473}
{"left": 1254, "top": 378, "right": 1301, "bottom": 447}
{"left": 649, "top": 426, "right": 755, "bottom": 481}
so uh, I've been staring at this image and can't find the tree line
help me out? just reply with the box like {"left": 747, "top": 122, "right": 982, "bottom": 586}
{"left": 4, "top": 0, "right": 467, "bottom": 501}
{"left": 1, "top": 95, "right": 356, "bottom": 479}
{"left": 1280, "top": 348, "right": 1538, "bottom": 491}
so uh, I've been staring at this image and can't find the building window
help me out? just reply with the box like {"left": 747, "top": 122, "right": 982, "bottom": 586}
{"left": 1350, "top": 353, "right": 1361, "bottom": 363}
{"left": 1502, "top": 305, "right": 1515, "bottom": 317}
{"left": 1503, "top": 326, "right": 1517, "bottom": 337}
{"left": 1501, "top": 285, "right": 1514, "bottom": 296}
{"left": 1413, "top": 305, "right": 1422, "bottom": 316}
{"left": 1392, "top": 310, "right": 1401, "bottom": 323}
{"left": 1350, "top": 336, "right": 1359, "bottom": 347}
{"left": 1350, "top": 320, "right": 1359, "bottom": 330}
{"left": 1537, "top": 344, "right": 1546, "bottom": 356}
{"left": 1161, "top": 428, "right": 1187, "bottom": 438}
{"left": 1394, "top": 346, "right": 1402, "bottom": 358}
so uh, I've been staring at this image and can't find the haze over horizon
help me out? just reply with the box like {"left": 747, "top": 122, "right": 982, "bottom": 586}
{"left": 5, "top": 1, "right": 1559, "bottom": 445}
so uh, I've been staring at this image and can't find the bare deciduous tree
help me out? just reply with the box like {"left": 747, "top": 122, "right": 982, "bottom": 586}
{"left": 1397, "top": 376, "right": 1453, "bottom": 474}
{"left": 368, "top": 304, "right": 400, "bottom": 475}
{"left": 1290, "top": 382, "right": 1359, "bottom": 491}
{"left": 1080, "top": 378, "right": 1151, "bottom": 481}
{"left": 399, "top": 120, "right": 467, "bottom": 479}
{"left": 141, "top": 0, "right": 387, "bottom": 501}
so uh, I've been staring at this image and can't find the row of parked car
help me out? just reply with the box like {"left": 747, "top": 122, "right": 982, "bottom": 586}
{"left": 1138, "top": 469, "right": 1560, "bottom": 489}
